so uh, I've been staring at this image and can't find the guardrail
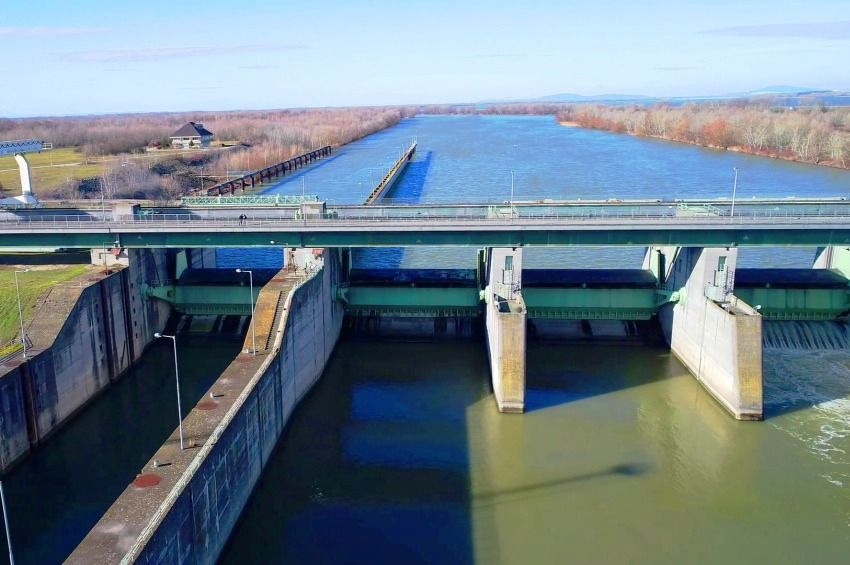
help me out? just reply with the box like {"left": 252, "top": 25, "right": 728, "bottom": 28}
{"left": 1, "top": 207, "right": 850, "bottom": 229}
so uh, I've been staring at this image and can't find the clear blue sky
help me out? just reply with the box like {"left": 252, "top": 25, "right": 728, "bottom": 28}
{"left": 1, "top": 0, "right": 849, "bottom": 116}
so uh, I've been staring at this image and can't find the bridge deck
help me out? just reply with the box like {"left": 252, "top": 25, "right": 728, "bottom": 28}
{"left": 2, "top": 198, "right": 850, "bottom": 248}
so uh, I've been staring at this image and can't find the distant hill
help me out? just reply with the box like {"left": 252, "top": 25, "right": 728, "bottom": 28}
{"left": 534, "top": 92, "right": 656, "bottom": 103}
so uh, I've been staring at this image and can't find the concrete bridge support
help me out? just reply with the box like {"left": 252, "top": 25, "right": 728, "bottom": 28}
{"left": 813, "top": 246, "right": 850, "bottom": 278}
{"left": 651, "top": 246, "right": 763, "bottom": 420}
{"left": 484, "top": 247, "right": 526, "bottom": 413}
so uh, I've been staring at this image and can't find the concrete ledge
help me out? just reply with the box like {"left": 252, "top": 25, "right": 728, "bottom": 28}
{"left": 68, "top": 251, "right": 343, "bottom": 564}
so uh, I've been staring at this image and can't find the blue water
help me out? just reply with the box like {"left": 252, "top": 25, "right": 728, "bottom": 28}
{"left": 218, "top": 115, "right": 850, "bottom": 269}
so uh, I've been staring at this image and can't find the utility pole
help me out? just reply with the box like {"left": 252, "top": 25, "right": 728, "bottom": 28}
{"left": 731, "top": 167, "right": 739, "bottom": 218}
{"left": 14, "top": 270, "right": 29, "bottom": 359}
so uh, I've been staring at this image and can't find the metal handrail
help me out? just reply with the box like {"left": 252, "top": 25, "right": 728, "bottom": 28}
{"left": 2, "top": 206, "right": 850, "bottom": 229}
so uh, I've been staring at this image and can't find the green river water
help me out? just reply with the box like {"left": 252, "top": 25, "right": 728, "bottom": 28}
{"left": 220, "top": 338, "right": 850, "bottom": 564}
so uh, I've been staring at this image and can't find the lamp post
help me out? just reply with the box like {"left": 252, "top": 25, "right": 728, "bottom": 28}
{"left": 14, "top": 270, "right": 29, "bottom": 359}
{"left": 510, "top": 170, "right": 516, "bottom": 218}
{"left": 1, "top": 480, "right": 14, "bottom": 565}
{"left": 731, "top": 167, "right": 739, "bottom": 218}
{"left": 154, "top": 333, "right": 185, "bottom": 450}
{"left": 236, "top": 269, "right": 256, "bottom": 355}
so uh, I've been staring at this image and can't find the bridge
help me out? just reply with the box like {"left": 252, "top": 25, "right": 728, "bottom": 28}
{"left": 3, "top": 196, "right": 850, "bottom": 420}
{"left": 1, "top": 198, "right": 850, "bottom": 248}
{"left": 198, "top": 146, "right": 332, "bottom": 196}
{"left": 0, "top": 138, "right": 50, "bottom": 207}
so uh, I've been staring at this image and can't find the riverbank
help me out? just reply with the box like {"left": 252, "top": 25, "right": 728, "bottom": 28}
{"left": 557, "top": 104, "right": 850, "bottom": 172}
{"left": 560, "top": 119, "right": 850, "bottom": 171}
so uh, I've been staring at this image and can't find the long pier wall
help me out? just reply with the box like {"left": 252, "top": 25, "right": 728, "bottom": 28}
{"left": 655, "top": 247, "right": 763, "bottom": 420}
{"left": 68, "top": 249, "right": 343, "bottom": 564}
{"left": 0, "top": 248, "right": 212, "bottom": 473}
{"left": 363, "top": 141, "right": 416, "bottom": 204}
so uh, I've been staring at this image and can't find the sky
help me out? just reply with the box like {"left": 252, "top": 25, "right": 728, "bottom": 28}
{"left": 1, "top": 0, "right": 849, "bottom": 117}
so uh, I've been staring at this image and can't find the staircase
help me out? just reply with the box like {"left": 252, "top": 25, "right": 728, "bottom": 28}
{"left": 264, "top": 292, "right": 285, "bottom": 351}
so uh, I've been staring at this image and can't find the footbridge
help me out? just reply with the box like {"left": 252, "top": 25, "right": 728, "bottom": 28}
{"left": 195, "top": 145, "right": 332, "bottom": 196}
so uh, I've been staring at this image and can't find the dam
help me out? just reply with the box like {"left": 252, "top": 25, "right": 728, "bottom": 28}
{"left": 1, "top": 115, "right": 850, "bottom": 563}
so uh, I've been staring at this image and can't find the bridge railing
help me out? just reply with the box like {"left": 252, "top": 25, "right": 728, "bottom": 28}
{"left": 2, "top": 205, "right": 850, "bottom": 228}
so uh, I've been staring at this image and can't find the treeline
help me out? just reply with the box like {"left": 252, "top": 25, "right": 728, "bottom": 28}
{"left": 557, "top": 103, "right": 850, "bottom": 168}
{"left": 0, "top": 107, "right": 406, "bottom": 199}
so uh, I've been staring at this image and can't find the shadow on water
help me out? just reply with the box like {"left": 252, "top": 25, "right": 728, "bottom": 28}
{"left": 0, "top": 329, "right": 244, "bottom": 565}
{"left": 219, "top": 338, "right": 661, "bottom": 564}
{"left": 524, "top": 339, "right": 667, "bottom": 413}
{"left": 219, "top": 339, "right": 484, "bottom": 565}
{"left": 384, "top": 149, "right": 433, "bottom": 202}
{"left": 473, "top": 462, "right": 651, "bottom": 508}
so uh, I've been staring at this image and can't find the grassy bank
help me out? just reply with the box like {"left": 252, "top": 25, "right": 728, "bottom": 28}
{"left": 0, "top": 264, "right": 91, "bottom": 349}
{"left": 0, "top": 148, "right": 104, "bottom": 197}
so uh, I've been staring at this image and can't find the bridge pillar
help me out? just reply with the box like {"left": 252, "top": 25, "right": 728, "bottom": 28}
{"left": 484, "top": 247, "right": 526, "bottom": 413}
{"left": 651, "top": 246, "right": 763, "bottom": 420}
{"left": 14, "top": 154, "right": 34, "bottom": 199}
{"left": 813, "top": 246, "right": 850, "bottom": 278}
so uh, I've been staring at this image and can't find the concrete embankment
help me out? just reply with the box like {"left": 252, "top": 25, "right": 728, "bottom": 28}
{"left": 0, "top": 247, "right": 216, "bottom": 473}
{"left": 68, "top": 249, "right": 343, "bottom": 564}
{"left": 0, "top": 248, "right": 184, "bottom": 472}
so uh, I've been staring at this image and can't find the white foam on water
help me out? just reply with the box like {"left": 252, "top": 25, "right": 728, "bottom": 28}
{"left": 765, "top": 349, "right": 850, "bottom": 491}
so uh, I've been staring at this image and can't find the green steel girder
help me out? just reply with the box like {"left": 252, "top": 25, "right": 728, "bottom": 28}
{"left": 526, "top": 309, "right": 655, "bottom": 320}
{"left": 523, "top": 287, "right": 663, "bottom": 320}
{"left": 339, "top": 286, "right": 481, "bottom": 312}
{"left": 145, "top": 283, "right": 260, "bottom": 316}
{"left": 4, "top": 227, "right": 850, "bottom": 249}
{"left": 734, "top": 288, "right": 850, "bottom": 321}
{"left": 337, "top": 285, "right": 678, "bottom": 320}
{"left": 180, "top": 195, "right": 319, "bottom": 206}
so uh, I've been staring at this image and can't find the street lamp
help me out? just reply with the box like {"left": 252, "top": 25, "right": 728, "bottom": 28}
{"left": 510, "top": 170, "right": 516, "bottom": 217}
{"left": 731, "top": 167, "right": 739, "bottom": 218}
{"left": 14, "top": 270, "right": 29, "bottom": 359}
{"left": 236, "top": 269, "right": 256, "bottom": 355}
{"left": 154, "top": 333, "right": 185, "bottom": 450}
{"left": 0, "top": 480, "right": 14, "bottom": 565}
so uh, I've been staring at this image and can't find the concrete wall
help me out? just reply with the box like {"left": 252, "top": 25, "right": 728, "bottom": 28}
{"left": 0, "top": 248, "right": 175, "bottom": 473}
{"left": 124, "top": 250, "right": 343, "bottom": 564}
{"left": 655, "top": 246, "right": 763, "bottom": 420}
{"left": 484, "top": 248, "right": 526, "bottom": 413}
{"left": 0, "top": 366, "right": 29, "bottom": 470}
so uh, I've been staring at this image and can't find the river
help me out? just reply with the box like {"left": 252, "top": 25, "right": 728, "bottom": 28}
{"left": 2, "top": 115, "right": 848, "bottom": 564}
{"left": 218, "top": 116, "right": 850, "bottom": 563}
{"left": 220, "top": 338, "right": 850, "bottom": 564}
{"left": 219, "top": 114, "right": 850, "bottom": 270}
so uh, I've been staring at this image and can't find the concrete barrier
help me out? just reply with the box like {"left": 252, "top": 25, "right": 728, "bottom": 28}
{"left": 68, "top": 249, "right": 343, "bottom": 564}
{"left": 654, "top": 246, "right": 763, "bottom": 420}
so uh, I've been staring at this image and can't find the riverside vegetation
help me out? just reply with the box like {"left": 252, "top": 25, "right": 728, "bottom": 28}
{"left": 0, "top": 108, "right": 407, "bottom": 200}
{"left": 3, "top": 101, "right": 848, "bottom": 201}
{"left": 557, "top": 103, "right": 850, "bottom": 169}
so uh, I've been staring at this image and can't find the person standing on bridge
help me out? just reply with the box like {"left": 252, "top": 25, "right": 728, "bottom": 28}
{"left": 238, "top": 213, "right": 247, "bottom": 226}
